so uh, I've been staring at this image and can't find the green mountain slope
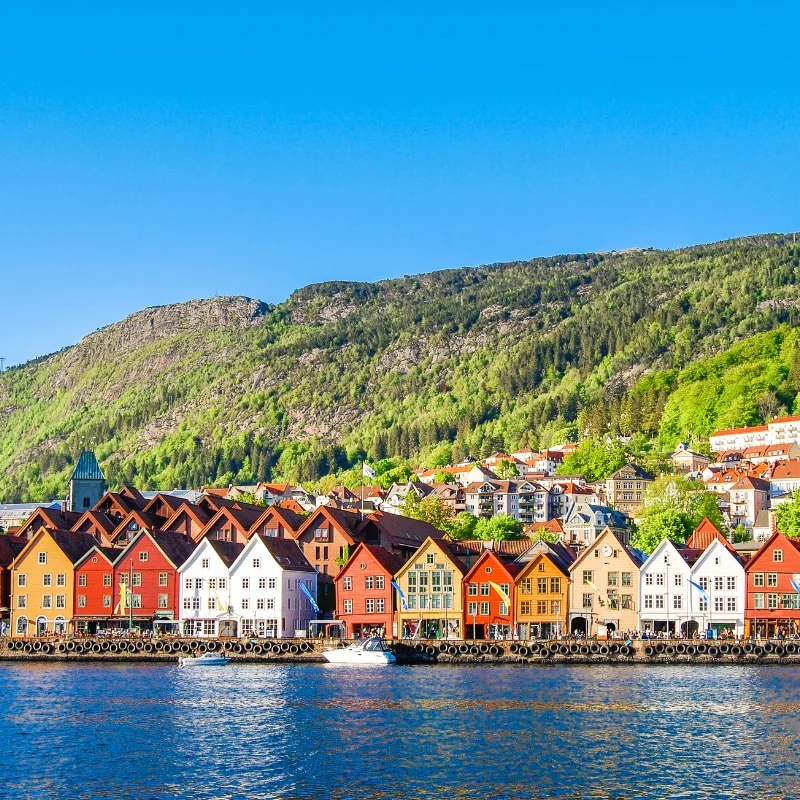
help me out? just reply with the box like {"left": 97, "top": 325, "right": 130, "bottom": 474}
{"left": 2, "top": 233, "right": 800, "bottom": 502}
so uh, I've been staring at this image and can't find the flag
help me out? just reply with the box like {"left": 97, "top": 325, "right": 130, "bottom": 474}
{"left": 585, "top": 580, "right": 604, "bottom": 606}
{"left": 392, "top": 580, "right": 408, "bottom": 611}
{"left": 298, "top": 581, "right": 320, "bottom": 614}
{"left": 688, "top": 578, "right": 709, "bottom": 601}
{"left": 362, "top": 462, "right": 376, "bottom": 479}
{"left": 212, "top": 585, "right": 228, "bottom": 613}
{"left": 489, "top": 582, "right": 511, "bottom": 608}
{"left": 791, "top": 576, "right": 800, "bottom": 595}
{"left": 113, "top": 581, "right": 126, "bottom": 615}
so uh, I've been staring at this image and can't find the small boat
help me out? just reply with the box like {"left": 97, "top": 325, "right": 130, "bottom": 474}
{"left": 178, "top": 651, "right": 231, "bottom": 667}
{"left": 323, "top": 637, "right": 397, "bottom": 665}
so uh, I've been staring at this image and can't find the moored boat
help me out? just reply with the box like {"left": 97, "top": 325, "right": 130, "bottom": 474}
{"left": 179, "top": 651, "right": 231, "bottom": 667}
{"left": 323, "top": 637, "right": 396, "bottom": 665}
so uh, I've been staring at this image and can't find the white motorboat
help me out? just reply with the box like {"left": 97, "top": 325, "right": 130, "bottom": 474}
{"left": 178, "top": 651, "right": 231, "bottom": 667}
{"left": 323, "top": 637, "right": 397, "bottom": 665}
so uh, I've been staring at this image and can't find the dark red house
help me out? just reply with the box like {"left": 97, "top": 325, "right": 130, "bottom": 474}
{"left": 111, "top": 530, "right": 196, "bottom": 631}
{"left": 334, "top": 542, "right": 404, "bottom": 638}
{"left": 73, "top": 545, "right": 121, "bottom": 633}
{"left": 745, "top": 531, "right": 800, "bottom": 638}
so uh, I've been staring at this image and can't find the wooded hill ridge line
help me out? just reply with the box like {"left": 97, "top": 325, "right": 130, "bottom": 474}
{"left": 2, "top": 231, "right": 800, "bottom": 503}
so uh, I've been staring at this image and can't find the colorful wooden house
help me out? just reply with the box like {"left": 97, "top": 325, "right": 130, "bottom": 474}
{"left": 0, "top": 534, "right": 26, "bottom": 635}
{"left": 514, "top": 540, "right": 574, "bottom": 639}
{"left": 73, "top": 545, "right": 122, "bottom": 633}
{"left": 198, "top": 506, "right": 264, "bottom": 545}
{"left": 10, "top": 529, "right": 97, "bottom": 636}
{"left": 334, "top": 542, "right": 404, "bottom": 638}
{"left": 568, "top": 528, "right": 645, "bottom": 637}
{"left": 110, "top": 530, "right": 196, "bottom": 632}
{"left": 744, "top": 531, "right": 800, "bottom": 638}
{"left": 295, "top": 506, "right": 364, "bottom": 613}
{"left": 395, "top": 537, "right": 473, "bottom": 640}
{"left": 462, "top": 549, "right": 521, "bottom": 639}
{"left": 15, "top": 506, "right": 81, "bottom": 541}
{"left": 248, "top": 505, "right": 306, "bottom": 539}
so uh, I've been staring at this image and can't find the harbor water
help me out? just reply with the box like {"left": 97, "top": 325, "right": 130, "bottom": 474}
{"left": 2, "top": 662, "right": 798, "bottom": 799}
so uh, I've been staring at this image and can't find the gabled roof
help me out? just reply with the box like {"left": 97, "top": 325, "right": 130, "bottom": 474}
{"left": 256, "top": 535, "right": 316, "bottom": 573}
{"left": 117, "top": 529, "right": 197, "bottom": 569}
{"left": 685, "top": 518, "right": 731, "bottom": 552}
{"left": 641, "top": 537, "right": 696, "bottom": 572}
{"left": 525, "top": 519, "right": 565, "bottom": 536}
{"left": 335, "top": 542, "right": 405, "bottom": 582}
{"left": 249, "top": 505, "right": 306, "bottom": 538}
{"left": 607, "top": 462, "right": 654, "bottom": 481}
{"left": 71, "top": 451, "right": 105, "bottom": 481}
{"left": 693, "top": 536, "right": 744, "bottom": 571}
{"left": 360, "top": 511, "right": 446, "bottom": 550}
{"left": 71, "top": 510, "right": 118, "bottom": 537}
{"left": 569, "top": 527, "right": 646, "bottom": 571}
{"left": 200, "top": 505, "right": 265, "bottom": 540}
{"left": 515, "top": 545, "right": 573, "bottom": 578}
{"left": 74, "top": 544, "right": 123, "bottom": 570}
{"left": 772, "top": 460, "right": 800, "bottom": 480}
{"left": 0, "top": 534, "right": 26, "bottom": 568}
{"left": 297, "top": 506, "right": 363, "bottom": 545}
{"left": 163, "top": 502, "right": 213, "bottom": 534}
{"left": 730, "top": 476, "right": 771, "bottom": 492}
{"left": 94, "top": 491, "right": 142, "bottom": 517}
{"left": 205, "top": 539, "right": 245, "bottom": 568}
{"left": 275, "top": 498, "right": 307, "bottom": 514}
{"left": 17, "top": 506, "right": 82, "bottom": 538}
{"left": 463, "top": 548, "right": 524, "bottom": 582}
{"left": 14, "top": 528, "right": 99, "bottom": 567}
{"left": 110, "top": 509, "right": 162, "bottom": 542}
{"left": 142, "top": 492, "right": 186, "bottom": 517}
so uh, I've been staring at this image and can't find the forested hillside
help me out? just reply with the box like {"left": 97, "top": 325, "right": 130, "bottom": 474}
{"left": 2, "top": 233, "right": 800, "bottom": 502}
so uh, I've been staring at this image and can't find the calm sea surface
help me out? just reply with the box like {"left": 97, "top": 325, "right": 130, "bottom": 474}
{"left": 1, "top": 662, "right": 799, "bottom": 800}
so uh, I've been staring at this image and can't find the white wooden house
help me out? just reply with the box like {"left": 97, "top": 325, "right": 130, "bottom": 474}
{"left": 690, "top": 538, "right": 745, "bottom": 637}
{"left": 228, "top": 535, "right": 318, "bottom": 638}
{"left": 639, "top": 539, "right": 694, "bottom": 636}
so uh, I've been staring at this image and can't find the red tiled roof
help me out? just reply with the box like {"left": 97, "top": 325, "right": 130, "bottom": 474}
{"left": 711, "top": 425, "right": 769, "bottom": 437}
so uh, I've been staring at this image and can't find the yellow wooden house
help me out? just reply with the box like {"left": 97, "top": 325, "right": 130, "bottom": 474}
{"left": 515, "top": 541, "right": 574, "bottom": 639}
{"left": 394, "top": 537, "right": 473, "bottom": 640}
{"left": 11, "top": 529, "right": 97, "bottom": 637}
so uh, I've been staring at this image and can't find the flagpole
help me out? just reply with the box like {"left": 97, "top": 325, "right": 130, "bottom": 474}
{"left": 360, "top": 461, "right": 364, "bottom": 521}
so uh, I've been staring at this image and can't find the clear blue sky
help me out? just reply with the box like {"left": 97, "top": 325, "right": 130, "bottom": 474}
{"left": 1, "top": 3, "right": 799, "bottom": 365}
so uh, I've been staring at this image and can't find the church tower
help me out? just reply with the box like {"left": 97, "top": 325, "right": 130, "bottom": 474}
{"left": 68, "top": 451, "right": 106, "bottom": 512}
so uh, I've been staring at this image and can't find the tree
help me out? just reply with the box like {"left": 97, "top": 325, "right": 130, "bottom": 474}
{"left": 445, "top": 512, "right": 479, "bottom": 540}
{"left": 433, "top": 470, "right": 456, "bottom": 484}
{"left": 473, "top": 514, "right": 524, "bottom": 541}
{"left": 757, "top": 390, "right": 781, "bottom": 423}
{"left": 235, "top": 491, "right": 266, "bottom": 507}
{"left": 403, "top": 492, "right": 454, "bottom": 531}
{"left": 775, "top": 489, "right": 800, "bottom": 538}
{"left": 630, "top": 506, "right": 694, "bottom": 555}
{"left": 529, "top": 527, "right": 560, "bottom": 544}
{"left": 733, "top": 524, "right": 752, "bottom": 543}
{"left": 556, "top": 439, "right": 627, "bottom": 482}
{"left": 688, "top": 491, "right": 726, "bottom": 533}
{"left": 494, "top": 459, "right": 519, "bottom": 479}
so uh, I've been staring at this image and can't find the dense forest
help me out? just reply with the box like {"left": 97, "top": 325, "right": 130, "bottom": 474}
{"left": 2, "top": 233, "right": 800, "bottom": 502}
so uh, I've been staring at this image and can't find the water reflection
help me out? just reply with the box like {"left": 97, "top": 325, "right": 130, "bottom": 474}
{"left": 2, "top": 663, "right": 799, "bottom": 799}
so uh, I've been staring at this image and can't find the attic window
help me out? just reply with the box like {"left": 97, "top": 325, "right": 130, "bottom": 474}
{"left": 485, "top": 567, "right": 492, "bottom": 574}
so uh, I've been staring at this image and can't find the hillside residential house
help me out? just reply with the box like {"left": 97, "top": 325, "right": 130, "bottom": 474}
{"left": 710, "top": 416, "right": 800, "bottom": 452}
{"left": 670, "top": 443, "right": 711, "bottom": 475}
{"left": 771, "top": 460, "right": 800, "bottom": 495}
{"left": 462, "top": 549, "right": 521, "bottom": 639}
{"left": 334, "top": 543, "right": 404, "bottom": 638}
{"left": 227, "top": 535, "right": 317, "bottom": 638}
{"left": 744, "top": 531, "right": 800, "bottom": 638}
{"left": 728, "top": 477, "right": 770, "bottom": 530}
{"left": 568, "top": 528, "right": 645, "bottom": 637}
{"left": 383, "top": 482, "right": 434, "bottom": 515}
{"left": 548, "top": 482, "right": 598, "bottom": 520}
{"left": 605, "top": 463, "right": 654, "bottom": 517}
{"left": 10, "top": 529, "right": 97, "bottom": 637}
{"left": 742, "top": 443, "right": 800, "bottom": 465}
{"left": 561, "top": 503, "right": 629, "bottom": 549}
{"left": 178, "top": 538, "right": 245, "bottom": 637}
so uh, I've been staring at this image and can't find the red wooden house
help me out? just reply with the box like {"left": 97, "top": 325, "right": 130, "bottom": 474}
{"left": 73, "top": 545, "right": 121, "bottom": 633}
{"left": 111, "top": 530, "right": 196, "bottom": 631}
{"left": 295, "top": 506, "right": 364, "bottom": 613}
{"left": 142, "top": 493, "right": 187, "bottom": 528}
{"left": 462, "top": 549, "right": 522, "bottom": 640}
{"left": 334, "top": 543, "right": 404, "bottom": 638}
{"left": 745, "top": 531, "right": 800, "bottom": 638}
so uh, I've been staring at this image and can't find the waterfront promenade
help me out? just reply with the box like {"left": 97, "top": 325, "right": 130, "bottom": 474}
{"left": 3, "top": 634, "right": 800, "bottom": 665}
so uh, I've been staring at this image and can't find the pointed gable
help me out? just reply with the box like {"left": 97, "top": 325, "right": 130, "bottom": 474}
{"left": 249, "top": 505, "right": 306, "bottom": 540}
{"left": 16, "top": 506, "right": 82, "bottom": 540}
{"left": 686, "top": 517, "right": 733, "bottom": 553}
{"left": 199, "top": 506, "right": 265, "bottom": 545}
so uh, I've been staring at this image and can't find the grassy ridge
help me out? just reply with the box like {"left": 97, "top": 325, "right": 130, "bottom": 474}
{"left": 2, "top": 234, "right": 800, "bottom": 501}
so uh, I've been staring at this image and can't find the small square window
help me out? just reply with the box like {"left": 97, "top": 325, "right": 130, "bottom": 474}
{"left": 139, "top": 551, "right": 149, "bottom": 562}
